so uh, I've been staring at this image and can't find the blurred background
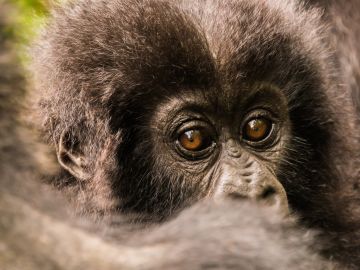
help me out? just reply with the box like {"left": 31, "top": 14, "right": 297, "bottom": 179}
{"left": 0, "top": 0, "right": 50, "bottom": 119}
{"left": 0, "top": 0, "right": 51, "bottom": 171}
{"left": 1, "top": 0, "right": 49, "bottom": 60}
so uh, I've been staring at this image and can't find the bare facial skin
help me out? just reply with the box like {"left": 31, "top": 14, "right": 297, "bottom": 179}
{"left": 150, "top": 85, "right": 290, "bottom": 214}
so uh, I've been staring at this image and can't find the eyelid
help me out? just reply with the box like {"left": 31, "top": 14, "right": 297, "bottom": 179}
{"left": 242, "top": 108, "right": 277, "bottom": 121}
{"left": 174, "top": 119, "right": 217, "bottom": 139}
{"left": 177, "top": 121, "right": 209, "bottom": 134}
{"left": 242, "top": 108, "right": 278, "bottom": 129}
{"left": 165, "top": 109, "right": 209, "bottom": 133}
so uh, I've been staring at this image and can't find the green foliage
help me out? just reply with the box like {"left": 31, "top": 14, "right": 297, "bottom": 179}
{"left": 9, "top": 0, "right": 48, "bottom": 42}
{"left": 6, "top": 0, "right": 49, "bottom": 63}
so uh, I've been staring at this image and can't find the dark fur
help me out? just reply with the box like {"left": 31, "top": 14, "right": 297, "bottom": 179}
{"left": 24, "top": 0, "right": 360, "bottom": 269}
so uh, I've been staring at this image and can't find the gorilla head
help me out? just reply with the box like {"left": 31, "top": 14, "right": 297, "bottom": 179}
{"left": 31, "top": 0, "right": 336, "bottom": 223}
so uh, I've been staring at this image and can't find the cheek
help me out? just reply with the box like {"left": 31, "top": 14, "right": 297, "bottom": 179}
{"left": 151, "top": 154, "right": 219, "bottom": 201}
{"left": 272, "top": 126, "right": 292, "bottom": 169}
{"left": 257, "top": 119, "right": 291, "bottom": 166}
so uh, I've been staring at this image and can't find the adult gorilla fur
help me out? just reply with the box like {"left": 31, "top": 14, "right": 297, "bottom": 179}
{"left": 11, "top": 0, "right": 360, "bottom": 268}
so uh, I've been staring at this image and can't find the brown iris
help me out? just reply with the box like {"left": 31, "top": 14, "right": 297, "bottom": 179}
{"left": 179, "top": 129, "right": 211, "bottom": 151}
{"left": 244, "top": 118, "right": 272, "bottom": 142}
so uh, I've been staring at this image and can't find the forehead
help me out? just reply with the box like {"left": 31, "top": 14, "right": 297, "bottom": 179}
{"left": 45, "top": 0, "right": 325, "bottom": 111}
{"left": 55, "top": 0, "right": 325, "bottom": 118}
{"left": 120, "top": 0, "right": 320, "bottom": 107}
{"left": 177, "top": 0, "right": 295, "bottom": 65}
{"left": 125, "top": 0, "right": 317, "bottom": 88}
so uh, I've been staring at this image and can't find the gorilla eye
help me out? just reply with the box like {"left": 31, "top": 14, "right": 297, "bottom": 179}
{"left": 178, "top": 129, "right": 213, "bottom": 152}
{"left": 243, "top": 117, "right": 272, "bottom": 142}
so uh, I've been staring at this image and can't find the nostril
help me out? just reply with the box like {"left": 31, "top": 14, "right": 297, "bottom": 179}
{"left": 260, "top": 186, "right": 276, "bottom": 199}
{"left": 228, "top": 192, "right": 248, "bottom": 200}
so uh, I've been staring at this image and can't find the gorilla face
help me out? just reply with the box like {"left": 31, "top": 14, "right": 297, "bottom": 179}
{"left": 33, "top": 0, "right": 333, "bottom": 220}
{"left": 148, "top": 83, "right": 290, "bottom": 210}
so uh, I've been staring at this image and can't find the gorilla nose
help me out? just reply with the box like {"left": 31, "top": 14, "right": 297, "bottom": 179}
{"left": 220, "top": 172, "right": 289, "bottom": 215}
{"left": 254, "top": 180, "right": 288, "bottom": 214}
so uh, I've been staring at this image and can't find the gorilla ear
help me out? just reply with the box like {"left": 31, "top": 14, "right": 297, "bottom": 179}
{"left": 57, "top": 130, "right": 90, "bottom": 180}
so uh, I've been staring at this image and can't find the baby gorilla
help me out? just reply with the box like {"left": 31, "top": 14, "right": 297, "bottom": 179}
{"left": 31, "top": 0, "right": 324, "bottom": 218}
{"left": 29, "top": 0, "right": 360, "bottom": 268}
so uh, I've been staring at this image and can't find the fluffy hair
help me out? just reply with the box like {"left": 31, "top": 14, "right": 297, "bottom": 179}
{"left": 29, "top": 0, "right": 360, "bottom": 268}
